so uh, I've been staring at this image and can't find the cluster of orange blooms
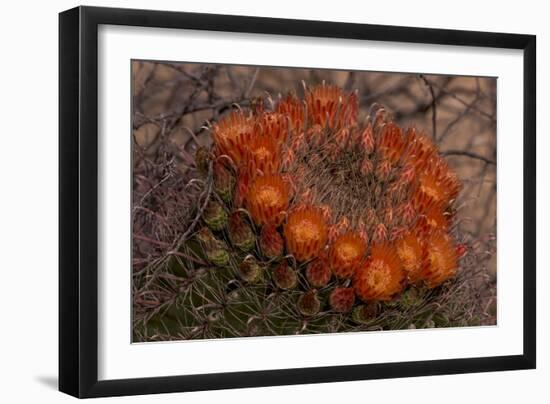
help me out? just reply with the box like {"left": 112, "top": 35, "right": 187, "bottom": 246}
{"left": 210, "top": 82, "right": 463, "bottom": 303}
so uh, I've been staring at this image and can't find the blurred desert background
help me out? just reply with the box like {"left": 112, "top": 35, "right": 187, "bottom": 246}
{"left": 132, "top": 61, "right": 497, "bottom": 318}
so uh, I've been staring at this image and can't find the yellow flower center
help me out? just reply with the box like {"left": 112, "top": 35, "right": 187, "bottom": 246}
{"left": 252, "top": 146, "right": 271, "bottom": 161}
{"left": 256, "top": 185, "right": 284, "bottom": 208}
{"left": 366, "top": 261, "right": 390, "bottom": 288}
{"left": 291, "top": 219, "right": 319, "bottom": 243}
{"left": 338, "top": 243, "right": 361, "bottom": 262}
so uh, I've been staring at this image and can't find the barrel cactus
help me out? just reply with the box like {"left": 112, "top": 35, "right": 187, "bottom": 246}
{"left": 133, "top": 82, "right": 494, "bottom": 341}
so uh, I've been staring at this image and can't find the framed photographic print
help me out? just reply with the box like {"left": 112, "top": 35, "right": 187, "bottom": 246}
{"left": 59, "top": 6, "right": 536, "bottom": 398}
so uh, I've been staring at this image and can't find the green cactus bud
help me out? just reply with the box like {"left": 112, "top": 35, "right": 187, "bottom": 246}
{"left": 203, "top": 200, "right": 228, "bottom": 231}
{"left": 196, "top": 227, "right": 230, "bottom": 266}
{"left": 214, "top": 162, "right": 235, "bottom": 203}
{"left": 194, "top": 146, "right": 210, "bottom": 174}
{"left": 247, "top": 317, "right": 267, "bottom": 337}
{"left": 272, "top": 262, "right": 298, "bottom": 290}
{"left": 399, "top": 287, "right": 422, "bottom": 309}
{"left": 424, "top": 319, "right": 436, "bottom": 329}
{"left": 352, "top": 303, "right": 379, "bottom": 324}
{"left": 228, "top": 211, "right": 255, "bottom": 252}
{"left": 297, "top": 290, "right": 321, "bottom": 317}
{"left": 238, "top": 256, "right": 263, "bottom": 284}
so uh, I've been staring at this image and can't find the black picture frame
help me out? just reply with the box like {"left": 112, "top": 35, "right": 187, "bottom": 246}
{"left": 59, "top": 5, "right": 536, "bottom": 398}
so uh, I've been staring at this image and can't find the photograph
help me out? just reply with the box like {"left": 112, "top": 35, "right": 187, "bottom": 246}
{"left": 131, "top": 61, "right": 497, "bottom": 342}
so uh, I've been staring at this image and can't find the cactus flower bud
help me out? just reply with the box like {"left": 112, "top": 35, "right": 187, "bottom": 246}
{"left": 194, "top": 146, "right": 210, "bottom": 174}
{"left": 399, "top": 287, "right": 422, "bottom": 309}
{"left": 228, "top": 211, "right": 255, "bottom": 252}
{"left": 203, "top": 200, "right": 228, "bottom": 231}
{"left": 272, "top": 261, "right": 298, "bottom": 290}
{"left": 196, "top": 227, "right": 229, "bottom": 266}
{"left": 214, "top": 162, "right": 235, "bottom": 203}
{"left": 238, "top": 256, "right": 263, "bottom": 284}
{"left": 305, "top": 257, "right": 331, "bottom": 288}
{"left": 351, "top": 303, "right": 379, "bottom": 324}
{"left": 259, "top": 223, "right": 284, "bottom": 259}
{"left": 329, "top": 287, "right": 355, "bottom": 313}
{"left": 297, "top": 290, "right": 321, "bottom": 317}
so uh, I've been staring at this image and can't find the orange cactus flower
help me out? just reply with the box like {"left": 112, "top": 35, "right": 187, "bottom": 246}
{"left": 212, "top": 110, "right": 256, "bottom": 166}
{"left": 395, "top": 230, "right": 425, "bottom": 283}
{"left": 421, "top": 232, "right": 458, "bottom": 288}
{"left": 422, "top": 202, "right": 449, "bottom": 230}
{"left": 372, "top": 222, "right": 388, "bottom": 244}
{"left": 244, "top": 134, "right": 281, "bottom": 177}
{"left": 375, "top": 160, "right": 392, "bottom": 182}
{"left": 284, "top": 206, "right": 328, "bottom": 261}
{"left": 418, "top": 167, "right": 447, "bottom": 203}
{"left": 353, "top": 243, "right": 405, "bottom": 302}
{"left": 247, "top": 175, "right": 290, "bottom": 226}
{"left": 305, "top": 83, "right": 358, "bottom": 130}
{"left": 328, "top": 232, "right": 367, "bottom": 279}
{"left": 328, "top": 216, "right": 350, "bottom": 244}
{"left": 361, "top": 122, "right": 375, "bottom": 154}
{"left": 318, "top": 204, "right": 333, "bottom": 224}
{"left": 377, "top": 122, "right": 405, "bottom": 165}
{"left": 277, "top": 94, "right": 305, "bottom": 134}
{"left": 415, "top": 160, "right": 462, "bottom": 206}
{"left": 258, "top": 112, "right": 289, "bottom": 146}
{"left": 233, "top": 167, "right": 251, "bottom": 208}
{"left": 403, "top": 128, "right": 438, "bottom": 171}
{"left": 412, "top": 190, "right": 448, "bottom": 231}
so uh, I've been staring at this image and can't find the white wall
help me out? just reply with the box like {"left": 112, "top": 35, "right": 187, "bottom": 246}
{"left": 0, "top": 0, "right": 546, "bottom": 402}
